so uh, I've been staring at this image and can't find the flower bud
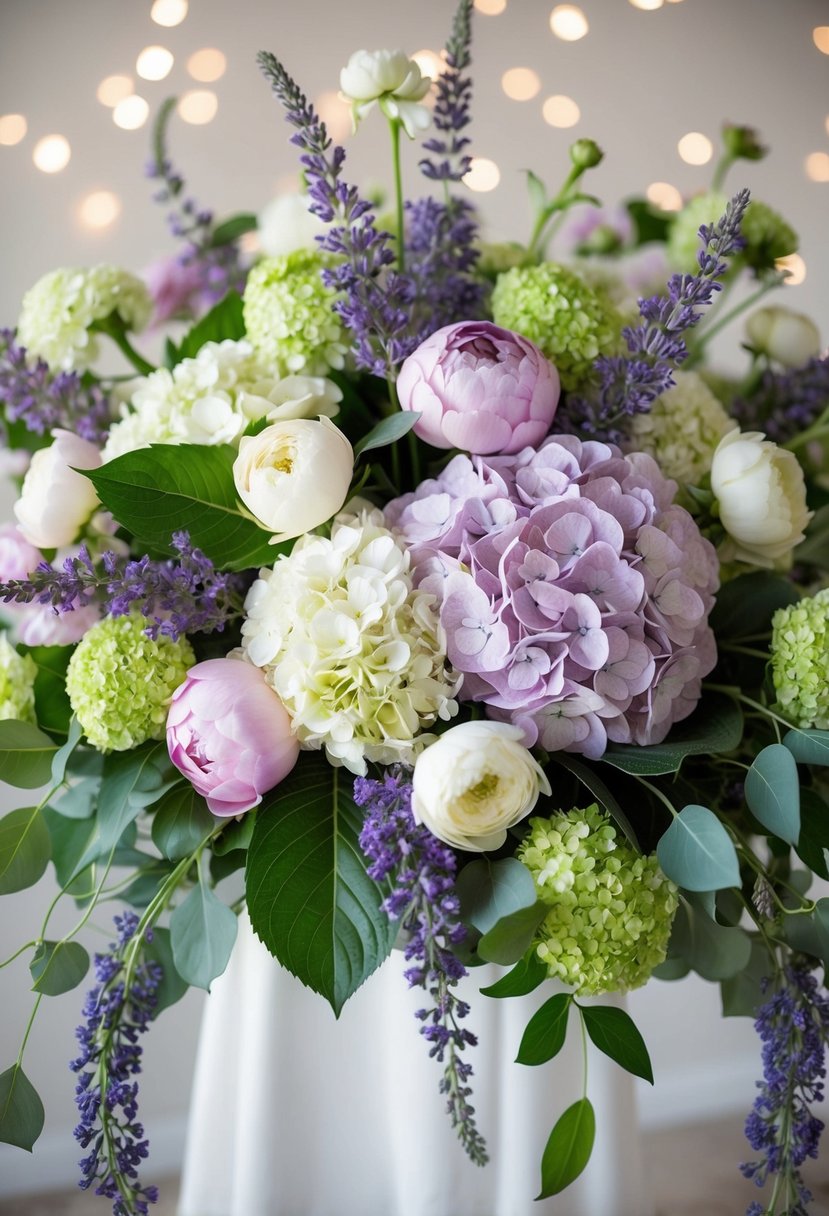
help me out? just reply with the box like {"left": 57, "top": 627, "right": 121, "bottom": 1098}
{"left": 569, "top": 139, "right": 603, "bottom": 170}
{"left": 14, "top": 429, "right": 101, "bottom": 549}
{"left": 722, "top": 123, "right": 767, "bottom": 162}
{"left": 339, "top": 49, "right": 431, "bottom": 139}
{"left": 745, "top": 306, "right": 821, "bottom": 369}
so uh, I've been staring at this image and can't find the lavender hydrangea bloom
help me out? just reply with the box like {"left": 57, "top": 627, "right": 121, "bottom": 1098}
{"left": 387, "top": 436, "right": 718, "bottom": 757}
{"left": 741, "top": 966, "right": 829, "bottom": 1215}
{"left": 733, "top": 355, "right": 829, "bottom": 444}
{"left": 71, "top": 913, "right": 161, "bottom": 1216}
{"left": 0, "top": 329, "right": 111, "bottom": 445}
{"left": 355, "top": 771, "right": 488, "bottom": 1166}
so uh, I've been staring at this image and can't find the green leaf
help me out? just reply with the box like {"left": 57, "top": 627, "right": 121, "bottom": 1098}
{"left": 784, "top": 729, "right": 829, "bottom": 767}
{"left": 581, "top": 1005, "right": 653, "bottom": 1083}
{"left": 210, "top": 849, "right": 247, "bottom": 884}
{"left": 174, "top": 291, "right": 245, "bottom": 363}
{"left": 525, "top": 169, "right": 548, "bottom": 215}
{"left": 354, "top": 411, "right": 421, "bottom": 458}
{"left": 480, "top": 951, "right": 548, "bottom": 999}
{"left": 85, "top": 444, "right": 282, "bottom": 572}
{"left": 29, "top": 940, "right": 89, "bottom": 996}
{"left": 549, "top": 753, "right": 638, "bottom": 846}
{"left": 538, "top": 1098, "right": 595, "bottom": 1199}
{"left": 0, "top": 719, "right": 58, "bottom": 789}
{"left": 709, "top": 570, "right": 799, "bottom": 640}
{"left": 456, "top": 857, "right": 537, "bottom": 936}
{"left": 671, "top": 898, "right": 752, "bottom": 981}
{"left": 19, "top": 645, "right": 73, "bottom": 736}
{"left": 120, "top": 861, "right": 177, "bottom": 909}
{"left": 516, "top": 993, "right": 571, "bottom": 1065}
{"left": 212, "top": 812, "right": 256, "bottom": 856}
{"left": 144, "top": 926, "right": 189, "bottom": 1015}
{"left": 0, "top": 806, "right": 51, "bottom": 894}
{"left": 721, "top": 940, "right": 770, "bottom": 1018}
{"left": 744, "top": 744, "right": 800, "bottom": 844}
{"left": 209, "top": 214, "right": 257, "bottom": 247}
{"left": 245, "top": 753, "right": 397, "bottom": 1016}
{"left": 48, "top": 774, "right": 99, "bottom": 821}
{"left": 49, "top": 717, "right": 83, "bottom": 787}
{"left": 795, "top": 789, "right": 829, "bottom": 880}
{"left": 42, "top": 808, "right": 96, "bottom": 895}
{"left": 651, "top": 956, "right": 690, "bottom": 981}
{"left": 76, "top": 743, "right": 170, "bottom": 872}
{"left": 656, "top": 805, "right": 741, "bottom": 891}
{"left": 151, "top": 784, "right": 216, "bottom": 861}
{"left": 0, "top": 1065, "right": 44, "bottom": 1151}
{"left": 476, "top": 902, "right": 548, "bottom": 966}
{"left": 812, "top": 899, "right": 829, "bottom": 970}
{"left": 601, "top": 696, "right": 743, "bottom": 776}
{"left": 625, "top": 198, "right": 672, "bottom": 247}
{"left": 170, "top": 874, "right": 237, "bottom": 991}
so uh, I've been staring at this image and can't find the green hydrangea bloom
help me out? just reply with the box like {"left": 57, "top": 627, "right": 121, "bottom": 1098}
{"left": 517, "top": 803, "right": 678, "bottom": 995}
{"left": 627, "top": 370, "right": 733, "bottom": 492}
{"left": 491, "top": 262, "right": 621, "bottom": 390}
{"left": 243, "top": 250, "right": 347, "bottom": 376}
{"left": 17, "top": 265, "right": 151, "bottom": 372}
{"left": 740, "top": 200, "right": 798, "bottom": 270}
{"left": 667, "top": 192, "right": 797, "bottom": 273}
{"left": 771, "top": 590, "right": 829, "bottom": 730}
{"left": 0, "top": 634, "right": 36, "bottom": 723}
{"left": 66, "top": 614, "right": 194, "bottom": 752}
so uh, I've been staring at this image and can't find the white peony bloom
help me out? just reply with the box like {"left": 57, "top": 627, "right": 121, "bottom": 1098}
{"left": 627, "top": 371, "right": 734, "bottom": 489}
{"left": 340, "top": 49, "right": 432, "bottom": 139}
{"left": 411, "top": 721, "right": 551, "bottom": 852}
{"left": 711, "top": 428, "right": 812, "bottom": 567}
{"left": 257, "top": 193, "right": 327, "bottom": 259}
{"left": 232, "top": 416, "right": 353, "bottom": 544}
{"left": 14, "top": 429, "right": 101, "bottom": 549}
{"left": 17, "top": 266, "right": 151, "bottom": 372}
{"left": 745, "top": 306, "right": 822, "bottom": 369}
{"left": 241, "top": 507, "right": 459, "bottom": 773}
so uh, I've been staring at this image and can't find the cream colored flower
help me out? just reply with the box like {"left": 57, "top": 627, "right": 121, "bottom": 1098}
{"left": 745, "top": 306, "right": 821, "bottom": 369}
{"left": 627, "top": 371, "right": 734, "bottom": 489}
{"left": 257, "top": 193, "right": 327, "bottom": 258}
{"left": 340, "top": 49, "right": 432, "bottom": 139}
{"left": 14, "top": 429, "right": 101, "bottom": 549}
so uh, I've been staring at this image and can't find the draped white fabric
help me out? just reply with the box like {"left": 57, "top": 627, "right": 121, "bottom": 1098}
{"left": 178, "top": 914, "right": 653, "bottom": 1216}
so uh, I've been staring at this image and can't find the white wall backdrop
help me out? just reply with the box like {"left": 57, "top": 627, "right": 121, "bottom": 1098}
{"left": 1, "top": 0, "right": 828, "bottom": 1198}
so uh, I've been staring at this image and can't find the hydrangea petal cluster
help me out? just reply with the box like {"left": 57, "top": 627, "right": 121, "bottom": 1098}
{"left": 66, "top": 613, "right": 194, "bottom": 751}
{"left": 667, "top": 192, "right": 797, "bottom": 273}
{"left": 241, "top": 506, "right": 459, "bottom": 774}
{"left": 0, "top": 633, "right": 36, "bottom": 723}
{"left": 243, "top": 251, "right": 348, "bottom": 376}
{"left": 626, "top": 370, "right": 734, "bottom": 490}
{"left": 386, "top": 435, "right": 719, "bottom": 758}
{"left": 771, "top": 590, "right": 829, "bottom": 730}
{"left": 17, "top": 266, "right": 152, "bottom": 372}
{"left": 490, "top": 262, "right": 621, "bottom": 391}
{"left": 103, "top": 339, "right": 341, "bottom": 461}
{"left": 517, "top": 803, "right": 678, "bottom": 994}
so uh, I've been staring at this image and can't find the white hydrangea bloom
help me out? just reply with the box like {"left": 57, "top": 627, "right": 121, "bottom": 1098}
{"left": 627, "top": 371, "right": 734, "bottom": 488}
{"left": 17, "top": 265, "right": 152, "bottom": 372}
{"left": 102, "top": 339, "right": 341, "bottom": 461}
{"left": 241, "top": 507, "right": 459, "bottom": 774}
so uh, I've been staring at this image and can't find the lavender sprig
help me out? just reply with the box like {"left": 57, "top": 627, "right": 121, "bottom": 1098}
{"left": 741, "top": 965, "right": 829, "bottom": 1216}
{"left": 0, "top": 531, "right": 246, "bottom": 640}
{"left": 0, "top": 329, "right": 111, "bottom": 445}
{"left": 71, "top": 913, "right": 161, "bottom": 1216}
{"left": 420, "top": 0, "right": 474, "bottom": 183}
{"left": 355, "top": 771, "right": 488, "bottom": 1166}
{"left": 257, "top": 52, "right": 416, "bottom": 379}
{"left": 565, "top": 189, "right": 751, "bottom": 440}
{"left": 733, "top": 355, "right": 829, "bottom": 445}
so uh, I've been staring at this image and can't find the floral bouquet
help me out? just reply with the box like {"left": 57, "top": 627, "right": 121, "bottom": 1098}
{"left": 1, "top": 3, "right": 828, "bottom": 1213}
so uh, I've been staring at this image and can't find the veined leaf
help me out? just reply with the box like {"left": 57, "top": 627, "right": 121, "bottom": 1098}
{"left": 29, "top": 940, "right": 89, "bottom": 996}
{"left": 516, "top": 993, "right": 571, "bottom": 1066}
{"left": 581, "top": 1004, "right": 653, "bottom": 1083}
{"left": 0, "top": 1065, "right": 44, "bottom": 1152}
{"left": 656, "top": 805, "right": 741, "bottom": 892}
{"left": 745, "top": 744, "right": 800, "bottom": 845}
{"left": 170, "top": 876, "right": 237, "bottom": 991}
{"left": 601, "top": 696, "right": 743, "bottom": 776}
{"left": 538, "top": 1098, "right": 595, "bottom": 1198}
{"left": 353, "top": 411, "right": 421, "bottom": 458}
{"left": 0, "top": 806, "right": 50, "bottom": 894}
{"left": 0, "top": 720, "right": 58, "bottom": 789}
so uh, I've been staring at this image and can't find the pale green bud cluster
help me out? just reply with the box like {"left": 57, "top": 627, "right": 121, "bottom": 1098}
{"left": 771, "top": 589, "right": 829, "bottom": 730}
{"left": 0, "top": 634, "right": 37, "bottom": 724}
{"left": 243, "top": 250, "right": 347, "bottom": 377}
{"left": 517, "top": 803, "right": 678, "bottom": 995}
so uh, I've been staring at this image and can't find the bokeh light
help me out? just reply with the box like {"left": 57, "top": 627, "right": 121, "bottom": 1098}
{"left": 542, "top": 95, "right": 580, "bottom": 128}
{"left": 677, "top": 132, "right": 713, "bottom": 165}
{"left": 32, "top": 134, "right": 71, "bottom": 173}
{"left": 187, "top": 49, "right": 227, "bottom": 83}
{"left": 776, "top": 253, "right": 806, "bottom": 285}
{"left": 79, "top": 191, "right": 122, "bottom": 230}
{"left": 474, "top": 0, "right": 507, "bottom": 13}
{"left": 463, "top": 157, "right": 501, "bottom": 192}
{"left": 97, "top": 75, "right": 134, "bottom": 107}
{"left": 805, "top": 151, "right": 829, "bottom": 182}
{"left": 549, "top": 6, "right": 589, "bottom": 41}
{"left": 502, "top": 68, "right": 541, "bottom": 101}
{"left": 150, "top": 0, "right": 188, "bottom": 27}
{"left": 178, "top": 91, "right": 219, "bottom": 125}
{"left": 113, "top": 95, "right": 150, "bottom": 130}
{"left": 136, "top": 46, "right": 174, "bottom": 82}
{"left": 315, "top": 91, "right": 351, "bottom": 142}
{"left": 0, "top": 114, "right": 27, "bottom": 146}
{"left": 646, "top": 181, "right": 683, "bottom": 211}
{"left": 629, "top": 0, "right": 663, "bottom": 9}
{"left": 813, "top": 27, "right": 829, "bottom": 54}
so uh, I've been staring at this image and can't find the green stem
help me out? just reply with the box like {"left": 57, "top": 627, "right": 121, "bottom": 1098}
{"left": 92, "top": 318, "right": 155, "bottom": 377}
{"left": 784, "top": 406, "right": 829, "bottom": 453}
{"left": 577, "top": 1004, "right": 589, "bottom": 1098}
{"left": 632, "top": 775, "right": 678, "bottom": 819}
{"left": 705, "top": 685, "right": 793, "bottom": 733}
{"left": 16, "top": 994, "right": 43, "bottom": 1067}
{"left": 711, "top": 151, "right": 735, "bottom": 193}
{"left": 526, "top": 165, "right": 582, "bottom": 262}
{"left": 687, "top": 277, "right": 783, "bottom": 362}
{"left": 720, "top": 643, "right": 772, "bottom": 660}
{"left": 389, "top": 118, "right": 406, "bottom": 274}
{"left": 0, "top": 941, "right": 37, "bottom": 970}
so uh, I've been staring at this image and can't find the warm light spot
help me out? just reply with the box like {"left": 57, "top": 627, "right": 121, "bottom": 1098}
{"left": 502, "top": 67, "right": 541, "bottom": 101}
{"left": 806, "top": 151, "right": 829, "bottom": 182}
{"left": 776, "top": 253, "right": 806, "bottom": 286}
{"left": 113, "top": 95, "right": 150, "bottom": 130}
{"left": 136, "top": 46, "right": 174, "bottom": 82}
{"left": 187, "top": 48, "right": 227, "bottom": 83}
{"left": 79, "top": 190, "right": 122, "bottom": 230}
{"left": 411, "top": 49, "right": 443, "bottom": 82}
{"left": 315, "top": 90, "right": 352, "bottom": 142}
{"left": 32, "top": 134, "right": 70, "bottom": 173}
{"left": 151, "top": 0, "right": 188, "bottom": 27}
{"left": 646, "top": 181, "right": 683, "bottom": 211}
{"left": 0, "top": 114, "right": 27, "bottom": 146}
{"left": 97, "top": 75, "right": 134, "bottom": 108}
{"left": 474, "top": 0, "right": 507, "bottom": 13}
{"left": 825, "top": 115, "right": 829, "bottom": 137}
{"left": 677, "top": 131, "right": 713, "bottom": 166}
{"left": 629, "top": 0, "right": 663, "bottom": 8}
{"left": 813, "top": 26, "right": 829, "bottom": 54}
{"left": 240, "top": 231, "right": 261, "bottom": 256}
{"left": 542, "top": 94, "right": 580, "bottom": 127}
{"left": 178, "top": 90, "right": 218, "bottom": 125}
{"left": 549, "top": 5, "right": 589, "bottom": 40}
{"left": 463, "top": 156, "right": 501, "bottom": 192}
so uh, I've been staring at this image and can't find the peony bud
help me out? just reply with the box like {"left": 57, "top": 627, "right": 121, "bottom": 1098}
{"left": 745, "top": 306, "right": 821, "bottom": 369}
{"left": 339, "top": 49, "right": 431, "bottom": 139}
{"left": 14, "top": 429, "right": 101, "bottom": 549}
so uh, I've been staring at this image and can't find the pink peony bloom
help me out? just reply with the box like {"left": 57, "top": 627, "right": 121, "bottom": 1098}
{"left": 397, "top": 321, "right": 560, "bottom": 455}
{"left": 167, "top": 658, "right": 299, "bottom": 817}
{"left": 142, "top": 255, "right": 208, "bottom": 329}
{"left": 0, "top": 525, "right": 100, "bottom": 645}
{"left": 0, "top": 524, "right": 42, "bottom": 583}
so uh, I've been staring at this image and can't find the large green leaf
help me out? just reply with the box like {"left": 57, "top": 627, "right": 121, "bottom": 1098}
{"left": 0, "top": 720, "right": 58, "bottom": 789}
{"left": 75, "top": 743, "right": 170, "bottom": 872}
{"left": 456, "top": 857, "right": 537, "bottom": 935}
{"left": 745, "top": 744, "right": 800, "bottom": 845}
{"left": 581, "top": 1005, "right": 653, "bottom": 1083}
{"left": 709, "top": 570, "right": 799, "bottom": 640}
{"left": 656, "top": 805, "right": 741, "bottom": 891}
{"left": 19, "top": 645, "right": 73, "bottom": 736}
{"left": 151, "top": 784, "right": 216, "bottom": 861}
{"left": 170, "top": 876, "right": 237, "bottom": 991}
{"left": 0, "top": 1065, "right": 44, "bottom": 1151}
{"left": 172, "top": 291, "right": 245, "bottom": 364}
{"left": 477, "top": 902, "right": 548, "bottom": 966}
{"left": 85, "top": 444, "right": 282, "bottom": 571}
{"left": 538, "top": 1098, "right": 595, "bottom": 1199}
{"left": 245, "top": 753, "right": 397, "bottom": 1016}
{"left": 479, "top": 951, "right": 548, "bottom": 1000}
{"left": 209, "top": 216, "right": 258, "bottom": 248}
{"left": 601, "top": 696, "right": 743, "bottom": 776}
{"left": 516, "top": 993, "right": 571, "bottom": 1066}
{"left": 29, "top": 940, "right": 89, "bottom": 996}
{"left": 0, "top": 806, "right": 50, "bottom": 894}
{"left": 670, "top": 898, "right": 752, "bottom": 981}
{"left": 784, "top": 729, "right": 829, "bottom": 767}
{"left": 549, "top": 753, "right": 638, "bottom": 845}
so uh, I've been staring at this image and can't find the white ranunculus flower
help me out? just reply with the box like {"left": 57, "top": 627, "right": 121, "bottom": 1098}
{"left": 745, "top": 306, "right": 821, "bottom": 369}
{"left": 239, "top": 375, "right": 342, "bottom": 424}
{"left": 711, "top": 428, "right": 813, "bottom": 567}
{"left": 257, "top": 193, "right": 327, "bottom": 259}
{"left": 339, "top": 49, "right": 432, "bottom": 139}
{"left": 14, "top": 429, "right": 101, "bottom": 549}
{"left": 233, "top": 416, "right": 353, "bottom": 544}
{"left": 412, "top": 721, "right": 551, "bottom": 852}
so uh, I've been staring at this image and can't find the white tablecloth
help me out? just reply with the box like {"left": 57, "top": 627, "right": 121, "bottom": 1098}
{"left": 178, "top": 914, "right": 652, "bottom": 1216}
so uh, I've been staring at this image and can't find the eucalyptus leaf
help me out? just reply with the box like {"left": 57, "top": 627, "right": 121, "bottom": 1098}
{"left": 353, "top": 411, "right": 421, "bottom": 458}
{"left": 76, "top": 743, "right": 171, "bottom": 871}
{"left": 744, "top": 744, "right": 800, "bottom": 845}
{"left": 49, "top": 717, "right": 82, "bottom": 787}
{"left": 456, "top": 857, "right": 537, "bottom": 936}
{"left": 29, "top": 940, "right": 89, "bottom": 996}
{"left": 151, "top": 784, "right": 215, "bottom": 861}
{"left": 795, "top": 789, "right": 829, "bottom": 880}
{"left": 48, "top": 775, "right": 99, "bottom": 821}
{"left": 656, "top": 805, "right": 741, "bottom": 892}
{"left": 516, "top": 993, "right": 571, "bottom": 1066}
{"left": 538, "top": 1098, "right": 595, "bottom": 1199}
{"left": 476, "top": 902, "right": 548, "bottom": 966}
{"left": 170, "top": 877, "right": 237, "bottom": 991}
{"left": 721, "top": 941, "right": 771, "bottom": 1018}
{"left": 0, "top": 720, "right": 58, "bottom": 789}
{"left": 784, "top": 729, "right": 829, "bottom": 767}
{"left": 601, "top": 696, "right": 743, "bottom": 776}
{"left": 651, "top": 956, "right": 690, "bottom": 981}
{"left": 672, "top": 898, "right": 752, "bottom": 981}
{"left": 0, "top": 1065, "right": 44, "bottom": 1151}
{"left": 479, "top": 951, "right": 548, "bottom": 999}
{"left": 0, "top": 806, "right": 50, "bottom": 895}
{"left": 144, "top": 926, "right": 189, "bottom": 1015}
{"left": 581, "top": 1005, "right": 653, "bottom": 1083}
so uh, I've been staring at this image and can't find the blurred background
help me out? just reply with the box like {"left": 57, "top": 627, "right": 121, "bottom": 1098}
{"left": 0, "top": 0, "right": 827, "bottom": 1201}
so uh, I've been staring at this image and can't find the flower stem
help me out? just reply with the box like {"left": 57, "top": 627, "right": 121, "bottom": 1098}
{"left": 389, "top": 117, "right": 406, "bottom": 274}
{"left": 526, "top": 165, "right": 582, "bottom": 262}
{"left": 15, "top": 994, "right": 43, "bottom": 1067}
{"left": 686, "top": 276, "right": 784, "bottom": 363}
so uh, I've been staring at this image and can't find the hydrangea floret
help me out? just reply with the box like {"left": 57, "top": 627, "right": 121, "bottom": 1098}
{"left": 17, "top": 266, "right": 152, "bottom": 372}
{"left": 0, "top": 633, "right": 36, "bottom": 723}
{"left": 626, "top": 370, "right": 734, "bottom": 490}
{"left": 771, "top": 590, "right": 829, "bottom": 730}
{"left": 66, "top": 612, "right": 195, "bottom": 751}
{"left": 241, "top": 506, "right": 459, "bottom": 773}
{"left": 242, "top": 251, "right": 348, "bottom": 376}
{"left": 517, "top": 803, "right": 678, "bottom": 994}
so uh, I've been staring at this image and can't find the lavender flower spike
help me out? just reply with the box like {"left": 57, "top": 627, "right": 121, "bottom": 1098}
{"left": 0, "top": 329, "right": 111, "bottom": 445}
{"left": 420, "top": 0, "right": 474, "bottom": 184}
